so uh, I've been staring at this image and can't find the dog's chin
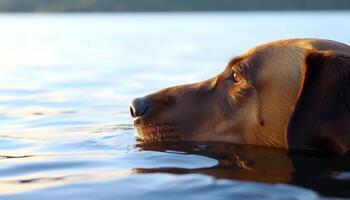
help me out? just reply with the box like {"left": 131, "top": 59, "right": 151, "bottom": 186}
{"left": 133, "top": 118, "right": 182, "bottom": 142}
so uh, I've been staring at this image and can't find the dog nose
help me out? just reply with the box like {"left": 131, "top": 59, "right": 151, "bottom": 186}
{"left": 130, "top": 97, "right": 150, "bottom": 118}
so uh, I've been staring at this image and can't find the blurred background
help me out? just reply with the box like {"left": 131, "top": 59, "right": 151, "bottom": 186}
{"left": 0, "top": 1, "right": 350, "bottom": 199}
{"left": 0, "top": 0, "right": 349, "bottom": 12}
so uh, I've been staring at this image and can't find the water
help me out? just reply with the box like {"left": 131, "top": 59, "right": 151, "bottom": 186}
{"left": 0, "top": 12, "right": 349, "bottom": 199}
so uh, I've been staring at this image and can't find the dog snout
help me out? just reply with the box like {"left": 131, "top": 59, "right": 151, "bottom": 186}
{"left": 130, "top": 97, "right": 150, "bottom": 118}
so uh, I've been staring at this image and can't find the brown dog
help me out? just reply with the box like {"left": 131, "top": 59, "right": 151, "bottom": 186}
{"left": 130, "top": 39, "right": 350, "bottom": 155}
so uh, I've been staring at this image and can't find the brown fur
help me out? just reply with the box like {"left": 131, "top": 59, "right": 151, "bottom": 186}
{"left": 287, "top": 50, "right": 350, "bottom": 154}
{"left": 132, "top": 38, "right": 350, "bottom": 155}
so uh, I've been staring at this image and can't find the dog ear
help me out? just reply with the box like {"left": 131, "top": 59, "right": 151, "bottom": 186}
{"left": 287, "top": 50, "right": 350, "bottom": 155}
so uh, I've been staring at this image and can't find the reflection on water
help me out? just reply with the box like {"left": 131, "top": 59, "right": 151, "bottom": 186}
{"left": 135, "top": 142, "right": 294, "bottom": 183}
{"left": 136, "top": 142, "right": 350, "bottom": 197}
{"left": 0, "top": 12, "right": 350, "bottom": 199}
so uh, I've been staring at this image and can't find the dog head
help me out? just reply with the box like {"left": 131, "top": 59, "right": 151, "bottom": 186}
{"left": 131, "top": 39, "right": 350, "bottom": 154}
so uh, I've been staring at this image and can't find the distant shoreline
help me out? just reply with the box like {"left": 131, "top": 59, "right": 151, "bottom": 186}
{"left": 0, "top": 10, "right": 347, "bottom": 19}
{"left": 0, "top": 10, "right": 349, "bottom": 14}
{"left": 0, "top": 0, "right": 349, "bottom": 12}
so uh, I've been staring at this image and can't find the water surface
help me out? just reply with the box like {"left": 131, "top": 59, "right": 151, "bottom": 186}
{"left": 0, "top": 12, "right": 350, "bottom": 199}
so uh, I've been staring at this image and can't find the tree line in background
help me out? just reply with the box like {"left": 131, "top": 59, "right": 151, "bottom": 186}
{"left": 0, "top": 0, "right": 349, "bottom": 12}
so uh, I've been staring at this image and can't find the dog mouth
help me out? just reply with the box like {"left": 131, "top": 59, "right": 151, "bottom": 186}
{"left": 133, "top": 118, "right": 183, "bottom": 142}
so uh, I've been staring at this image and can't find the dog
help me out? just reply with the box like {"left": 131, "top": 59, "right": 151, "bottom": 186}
{"left": 130, "top": 38, "right": 350, "bottom": 155}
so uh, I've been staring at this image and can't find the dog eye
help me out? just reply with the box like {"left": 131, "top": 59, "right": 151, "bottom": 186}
{"left": 232, "top": 71, "right": 243, "bottom": 83}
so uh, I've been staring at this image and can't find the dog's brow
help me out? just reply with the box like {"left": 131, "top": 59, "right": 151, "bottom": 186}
{"left": 229, "top": 57, "right": 257, "bottom": 89}
{"left": 229, "top": 57, "right": 247, "bottom": 75}
{"left": 228, "top": 57, "right": 243, "bottom": 68}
